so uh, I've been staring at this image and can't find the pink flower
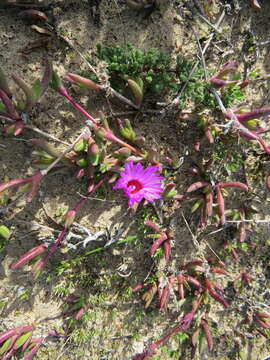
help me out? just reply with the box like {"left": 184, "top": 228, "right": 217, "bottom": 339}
{"left": 113, "top": 162, "right": 164, "bottom": 206}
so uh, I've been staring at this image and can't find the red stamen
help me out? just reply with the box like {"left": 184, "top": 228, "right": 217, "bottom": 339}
{"left": 127, "top": 179, "right": 143, "bottom": 194}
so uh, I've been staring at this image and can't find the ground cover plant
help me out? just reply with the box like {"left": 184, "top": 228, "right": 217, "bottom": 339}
{"left": 1, "top": 0, "right": 270, "bottom": 359}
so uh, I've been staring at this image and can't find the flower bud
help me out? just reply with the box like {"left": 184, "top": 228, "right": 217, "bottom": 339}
{"left": 67, "top": 73, "right": 102, "bottom": 90}
{"left": 127, "top": 78, "right": 143, "bottom": 105}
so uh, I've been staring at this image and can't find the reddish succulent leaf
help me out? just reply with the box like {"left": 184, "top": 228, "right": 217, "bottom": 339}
{"left": 200, "top": 320, "right": 213, "bottom": 351}
{"left": 10, "top": 244, "right": 48, "bottom": 270}
{"left": 204, "top": 126, "right": 214, "bottom": 144}
{"left": 209, "top": 289, "right": 229, "bottom": 308}
{"left": 0, "top": 330, "right": 16, "bottom": 346}
{"left": 210, "top": 78, "right": 238, "bottom": 89}
{"left": 219, "top": 61, "right": 238, "bottom": 75}
{"left": 255, "top": 312, "right": 270, "bottom": 320}
{"left": 205, "top": 279, "right": 229, "bottom": 308}
{"left": 141, "top": 284, "right": 157, "bottom": 308}
{"left": 0, "top": 335, "right": 17, "bottom": 356}
{"left": 0, "top": 326, "right": 34, "bottom": 346}
{"left": 182, "top": 259, "right": 204, "bottom": 270}
{"left": 40, "top": 58, "right": 53, "bottom": 97}
{"left": 13, "top": 120, "right": 24, "bottom": 136}
{"left": 18, "top": 9, "right": 48, "bottom": 21}
{"left": 239, "top": 222, "right": 246, "bottom": 242}
{"left": 210, "top": 267, "right": 227, "bottom": 275}
{"left": 0, "top": 172, "right": 42, "bottom": 201}
{"left": 208, "top": 289, "right": 229, "bottom": 308}
{"left": 23, "top": 342, "right": 43, "bottom": 360}
{"left": 133, "top": 283, "right": 145, "bottom": 292}
{"left": 67, "top": 73, "right": 103, "bottom": 91}
{"left": 133, "top": 311, "right": 196, "bottom": 359}
{"left": 26, "top": 171, "right": 42, "bottom": 202}
{"left": 229, "top": 114, "right": 270, "bottom": 154}
{"left": 144, "top": 220, "right": 162, "bottom": 234}
{"left": 2, "top": 346, "right": 15, "bottom": 360}
{"left": 149, "top": 234, "right": 167, "bottom": 256}
{"left": 186, "top": 182, "right": 210, "bottom": 193}
{"left": 185, "top": 276, "right": 202, "bottom": 290}
{"left": 176, "top": 274, "right": 185, "bottom": 299}
{"left": 251, "top": 0, "right": 261, "bottom": 9}
{"left": 216, "top": 187, "right": 225, "bottom": 225}
{"left": 0, "top": 89, "right": 19, "bottom": 120}
{"left": 178, "top": 283, "right": 185, "bottom": 299}
{"left": 209, "top": 61, "right": 238, "bottom": 88}
{"left": 266, "top": 175, "right": 270, "bottom": 191}
{"left": 217, "top": 182, "right": 249, "bottom": 192}
{"left": 75, "top": 307, "right": 86, "bottom": 320}
{"left": 255, "top": 318, "right": 270, "bottom": 329}
{"left": 163, "top": 240, "right": 171, "bottom": 261}
{"left": 199, "top": 204, "right": 207, "bottom": 228}
{"left": 193, "top": 138, "right": 201, "bottom": 151}
{"left": 159, "top": 285, "right": 170, "bottom": 309}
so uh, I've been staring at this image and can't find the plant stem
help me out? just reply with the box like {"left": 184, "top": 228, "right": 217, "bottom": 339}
{"left": 58, "top": 87, "right": 99, "bottom": 126}
{"left": 58, "top": 87, "right": 145, "bottom": 158}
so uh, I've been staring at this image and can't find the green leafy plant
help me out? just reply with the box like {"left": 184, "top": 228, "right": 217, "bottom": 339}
{"left": 94, "top": 43, "right": 178, "bottom": 97}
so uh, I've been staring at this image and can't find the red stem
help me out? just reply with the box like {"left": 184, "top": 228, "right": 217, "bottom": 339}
{"left": 58, "top": 87, "right": 145, "bottom": 158}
